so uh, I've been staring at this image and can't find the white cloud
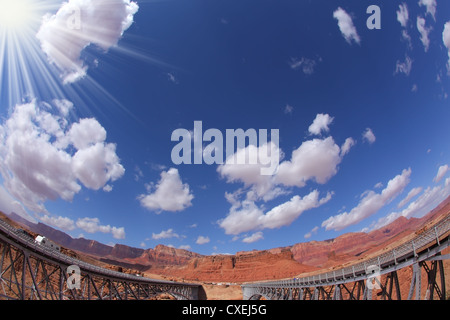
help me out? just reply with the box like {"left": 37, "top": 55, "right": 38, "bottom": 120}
{"left": 395, "top": 56, "right": 413, "bottom": 76}
{"left": 333, "top": 7, "right": 361, "bottom": 45}
{"left": 434, "top": 164, "right": 449, "bottom": 183}
{"left": 304, "top": 226, "right": 319, "bottom": 239}
{"left": 0, "top": 101, "right": 125, "bottom": 213}
{"left": 372, "top": 182, "right": 450, "bottom": 230}
{"left": 276, "top": 137, "right": 343, "bottom": 188}
{"left": 217, "top": 142, "right": 283, "bottom": 201}
{"left": 322, "top": 168, "right": 411, "bottom": 231}
{"left": 417, "top": 16, "right": 432, "bottom": 52}
{"left": 340, "top": 137, "right": 356, "bottom": 156}
{"left": 443, "top": 22, "right": 450, "bottom": 73}
{"left": 76, "top": 217, "right": 125, "bottom": 239}
{"left": 179, "top": 244, "right": 192, "bottom": 250}
{"left": 196, "top": 235, "right": 210, "bottom": 245}
{"left": 138, "top": 168, "right": 194, "bottom": 212}
{"left": 397, "top": 187, "right": 423, "bottom": 208}
{"left": 37, "top": 0, "right": 139, "bottom": 83}
{"left": 308, "top": 113, "right": 334, "bottom": 135}
{"left": 219, "top": 190, "right": 332, "bottom": 235}
{"left": 419, "top": 0, "right": 437, "bottom": 20}
{"left": 41, "top": 215, "right": 76, "bottom": 231}
{"left": 152, "top": 229, "right": 180, "bottom": 240}
{"left": 242, "top": 232, "right": 263, "bottom": 244}
{"left": 397, "top": 3, "right": 409, "bottom": 28}
{"left": 0, "top": 186, "right": 35, "bottom": 223}
{"left": 362, "top": 128, "right": 376, "bottom": 144}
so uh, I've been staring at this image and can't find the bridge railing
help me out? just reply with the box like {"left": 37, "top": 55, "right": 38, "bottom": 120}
{"left": 0, "top": 218, "right": 197, "bottom": 287}
{"left": 245, "top": 213, "right": 450, "bottom": 288}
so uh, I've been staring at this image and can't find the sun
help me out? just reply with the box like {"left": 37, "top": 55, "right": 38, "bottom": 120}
{"left": 0, "top": 0, "right": 37, "bottom": 31}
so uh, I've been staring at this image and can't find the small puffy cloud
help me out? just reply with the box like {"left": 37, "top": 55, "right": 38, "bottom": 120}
{"left": 434, "top": 164, "right": 449, "bottom": 183}
{"left": 0, "top": 101, "right": 125, "bottom": 213}
{"left": 304, "top": 226, "right": 319, "bottom": 239}
{"left": 37, "top": 0, "right": 139, "bottom": 83}
{"left": 396, "top": 3, "right": 409, "bottom": 28}
{"left": 76, "top": 217, "right": 125, "bottom": 239}
{"left": 443, "top": 22, "right": 450, "bottom": 72}
{"left": 308, "top": 113, "right": 334, "bottom": 136}
{"left": 276, "top": 137, "right": 342, "bottom": 188}
{"left": 138, "top": 168, "right": 194, "bottom": 212}
{"left": 196, "top": 235, "right": 210, "bottom": 245}
{"left": 322, "top": 168, "right": 411, "bottom": 231}
{"left": 333, "top": 7, "right": 361, "bottom": 45}
{"left": 418, "top": 0, "right": 437, "bottom": 20}
{"left": 242, "top": 232, "right": 263, "bottom": 244}
{"left": 362, "top": 128, "right": 376, "bottom": 144}
{"left": 417, "top": 16, "right": 432, "bottom": 52}
{"left": 152, "top": 228, "right": 180, "bottom": 240}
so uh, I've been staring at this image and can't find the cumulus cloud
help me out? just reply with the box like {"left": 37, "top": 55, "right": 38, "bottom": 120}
{"left": 434, "top": 164, "right": 449, "bottom": 183}
{"left": 76, "top": 217, "right": 125, "bottom": 239}
{"left": 362, "top": 128, "right": 376, "bottom": 144}
{"left": 37, "top": 0, "right": 139, "bottom": 83}
{"left": 196, "top": 236, "right": 210, "bottom": 245}
{"left": 333, "top": 7, "right": 360, "bottom": 45}
{"left": 242, "top": 232, "right": 263, "bottom": 244}
{"left": 0, "top": 186, "right": 35, "bottom": 223}
{"left": 443, "top": 22, "right": 450, "bottom": 72}
{"left": 138, "top": 168, "right": 194, "bottom": 212}
{"left": 276, "top": 137, "right": 343, "bottom": 188}
{"left": 152, "top": 228, "right": 180, "bottom": 240}
{"left": 419, "top": 0, "right": 437, "bottom": 20}
{"left": 41, "top": 215, "right": 76, "bottom": 231}
{"left": 417, "top": 16, "right": 432, "bottom": 52}
{"left": 308, "top": 113, "right": 334, "bottom": 135}
{"left": 217, "top": 114, "right": 354, "bottom": 235}
{"left": 219, "top": 190, "right": 332, "bottom": 235}
{"left": 0, "top": 101, "right": 125, "bottom": 213}
{"left": 322, "top": 168, "right": 411, "bottom": 231}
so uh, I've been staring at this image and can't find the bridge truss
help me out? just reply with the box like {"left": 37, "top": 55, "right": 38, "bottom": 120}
{"left": 243, "top": 214, "right": 450, "bottom": 300}
{"left": 0, "top": 219, "right": 200, "bottom": 300}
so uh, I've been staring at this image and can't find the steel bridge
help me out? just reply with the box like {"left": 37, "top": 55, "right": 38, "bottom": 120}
{"left": 242, "top": 214, "right": 450, "bottom": 300}
{"left": 0, "top": 219, "right": 200, "bottom": 300}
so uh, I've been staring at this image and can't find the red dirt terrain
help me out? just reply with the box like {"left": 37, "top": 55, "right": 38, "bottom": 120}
{"left": 1, "top": 196, "right": 449, "bottom": 300}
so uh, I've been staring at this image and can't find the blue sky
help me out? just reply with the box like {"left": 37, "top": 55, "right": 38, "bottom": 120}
{"left": 0, "top": 0, "right": 449, "bottom": 255}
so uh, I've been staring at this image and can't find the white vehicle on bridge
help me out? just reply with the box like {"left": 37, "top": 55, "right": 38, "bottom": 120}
{"left": 35, "top": 235, "right": 61, "bottom": 252}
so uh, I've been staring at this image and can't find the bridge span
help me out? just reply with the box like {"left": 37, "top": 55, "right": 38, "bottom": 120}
{"left": 242, "top": 214, "right": 450, "bottom": 300}
{"left": 0, "top": 219, "right": 201, "bottom": 300}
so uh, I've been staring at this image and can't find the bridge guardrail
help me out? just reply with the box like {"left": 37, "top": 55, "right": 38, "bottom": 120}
{"left": 0, "top": 218, "right": 198, "bottom": 287}
{"left": 245, "top": 213, "right": 450, "bottom": 288}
